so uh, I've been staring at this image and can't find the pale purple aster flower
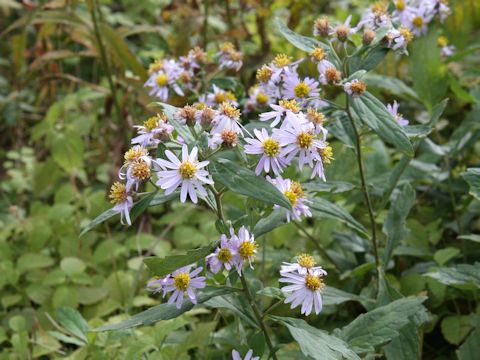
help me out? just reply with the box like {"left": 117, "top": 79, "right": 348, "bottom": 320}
{"left": 441, "top": 44, "right": 455, "bottom": 57}
{"left": 232, "top": 226, "right": 257, "bottom": 275}
{"left": 109, "top": 182, "right": 133, "bottom": 226}
{"left": 274, "top": 121, "right": 326, "bottom": 169}
{"left": 408, "top": 7, "right": 433, "bottom": 36}
{"left": 131, "top": 114, "right": 174, "bottom": 147}
{"left": 144, "top": 59, "right": 184, "bottom": 101}
{"left": 356, "top": 4, "right": 391, "bottom": 30}
{"left": 123, "top": 157, "right": 152, "bottom": 191}
{"left": 259, "top": 99, "right": 302, "bottom": 128}
{"left": 232, "top": 349, "right": 259, "bottom": 360}
{"left": 423, "top": 0, "right": 451, "bottom": 22}
{"left": 392, "top": 0, "right": 416, "bottom": 27}
{"left": 244, "top": 128, "right": 286, "bottom": 175}
{"left": 283, "top": 69, "right": 320, "bottom": 103}
{"left": 217, "top": 42, "right": 243, "bottom": 71}
{"left": 147, "top": 275, "right": 170, "bottom": 295}
{"left": 279, "top": 267, "right": 327, "bottom": 316}
{"left": 206, "top": 233, "right": 238, "bottom": 273}
{"left": 155, "top": 145, "right": 214, "bottom": 203}
{"left": 280, "top": 254, "right": 328, "bottom": 276}
{"left": 387, "top": 100, "right": 409, "bottom": 126}
{"left": 269, "top": 54, "right": 303, "bottom": 84}
{"left": 161, "top": 265, "right": 206, "bottom": 309}
{"left": 386, "top": 28, "right": 411, "bottom": 52}
{"left": 211, "top": 102, "right": 243, "bottom": 134}
{"left": 244, "top": 86, "right": 269, "bottom": 113}
{"left": 205, "top": 85, "right": 238, "bottom": 107}
{"left": 268, "top": 176, "right": 312, "bottom": 222}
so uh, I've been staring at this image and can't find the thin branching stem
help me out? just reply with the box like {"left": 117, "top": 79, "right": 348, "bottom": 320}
{"left": 345, "top": 97, "right": 380, "bottom": 270}
{"left": 240, "top": 274, "right": 278, "bottom": 360}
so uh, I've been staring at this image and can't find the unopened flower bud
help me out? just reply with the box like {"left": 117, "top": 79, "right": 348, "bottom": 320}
{"left": 363, "top": 29, "right": 376, "bottom": 45}
{"left": 313, "top": 17, "right": 330, "bottom": 37}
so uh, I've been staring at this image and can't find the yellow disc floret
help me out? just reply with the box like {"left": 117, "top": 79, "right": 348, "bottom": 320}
{"left": 294, "top": 82, "right": 310, "bottom": 98}
{"left": 109, "top": 182, "right": 128, "bottom": 204}
{"left": 173, "top": 273, "right": 190, "bottom": 291}
{"left": 412, "top": 16, "right": 423, "bottom": 28}
{"left": 305, "top": 274, "right": 324, "bottom": 291}
{"left": 320, "top": 144, "right": 334, "bottom": 164}
{"left": 297, "top": 132, "right": 314, "bottom": 149}
{"left": 156, "top": 73, "right": 169, "bottom": 87}
{"left": 279, "top": 99, "right": 300, "bottom": 113}
{"left": 262, "top": 138, "right": 280, "bottom": 157}
{"left": 290, "top": 181, "right": 304, "bottom": 198}
{"left": 219, "top": 102, "right": 240, "bottom": 119}
{"left": 256, "top": 92, "right": 268, "bottom": 104}
{"left": 217, "top": 248, "right": 233, "bottom": 263}
{"left": 437, "top": 35, "right": 448, "bottom": 47}
{"left": 297, "top": 254, "right": 315, "bottom": 268}
{"left": 311, "top": 47, "right": 326, "bottom": 62}
{"left": 132, "top": 160, "right": 151, "bottom": 180}
{"left": 284, "top": 189, "right": 298, "bottom": 206}
{"left": 238, "top": 241, "right": 257, "bottom": 259}
{"left": 273, "top": 54, "right": 291, "bottom": 67}
{"left": 178, "top": 161, "right": 197, "bottom": 180}
{"left": 256, "top": 65, "right": 273, "bottom": 83}
{"left": 399, "top": 27, "right": 413, "bottom": 43}
{"left": 124, "top": 146, "right": 148, "bottom": 163}
{"left": 396, "top": 0, "right": 405, "bottom": 11}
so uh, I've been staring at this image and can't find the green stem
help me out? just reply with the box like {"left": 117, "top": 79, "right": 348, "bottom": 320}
{"left": 212, "top": 187, "right": 225, "bottom": 222}
{"left": 293, "top": 221, "right": 339, "bottom": 271}
{"left": 345, "top": 97, "right": 380, "bottom": 270}
{"left": 240, "top": 275, "right": 278, "bottom": 360}
{"left": 88, "top": 0, "right": 122, "bottom": 123}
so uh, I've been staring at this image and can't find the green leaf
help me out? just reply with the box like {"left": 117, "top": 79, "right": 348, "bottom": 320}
{"left": 253, "top": 209, "right": 287, "bottom": 237}
{"left": 441, "top": 315, "right": 473, "bottom": 345}
{"left": 152, "top": 102, "right": 195, "bottom": 144}
{"left": 271, "top": 316, "right": 360, "bottom": 360}
{"left": 205, "top": 295, "right": 257, "bottom": 328}
{"left": 429, "top": 98, "right": 449, "bottom": 125}
{"left": 80, "top": 192, "right": 177, "bottom": 236}
{"left": 130, "top": 191, "right": 156, "bottom": 220}
{"left": 274, "top": 17, "right": 326, "bottom": 52}
{"left": 210, "top": 159, "right": 292, "bottom": 209}
{"left": 364, "top": 74, "right": 419, "bottom": 100}
{"left": 56, "top": 307, "right": 89, "bottom": 343}
{"left": 303, "top": 180, "right": 355, "bottom": 194}
{"left": 17, "top": 253, "right": 54, "bottom": 273}
{"left": 434, "top": 248, "right": 460, "bottom": 266}
{"left": 92, "top": 287, "right": 236, "bottom": 331}
{"left": 60, "top": 257, "right": 86, "bottom": 276}
{"left": 382, "top": 184, "right": 416, "bottom": 265}
{"left": 51, "top": 132, "right": 84, "bottom": 173}
{"left": 458, "top": 234, "right": 480, "bottom": 243}
{"left": 424, "top": 264, "right": 480, "bottom": 289}
{"left": 310, "top": 198, "right": 368, "bottom": 237}
{"left": 350, "top": 92, "right": 414, "bottom": 157}
{"left": 456, "top": 315, "right": 480, "bottom": 360}
{"left": 339, "top": 296, "right": 427, "bottom": 353}
{"left": 348, "top": 44, "right": 389, "bottom": 73}
{"left": 143, "top": 241, "right": 218, "bottom": 277}
{"left": 461, "top": 168, "right": 480, "bottom": 200}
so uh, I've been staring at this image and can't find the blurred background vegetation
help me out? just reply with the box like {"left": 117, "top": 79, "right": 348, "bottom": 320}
{"left": 1, "top": 0, "right": 480, "bottom": 359}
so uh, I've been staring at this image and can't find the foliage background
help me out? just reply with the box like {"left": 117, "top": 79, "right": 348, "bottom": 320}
{"left": 1, "top": 0, "right": 480, "bottom": 359}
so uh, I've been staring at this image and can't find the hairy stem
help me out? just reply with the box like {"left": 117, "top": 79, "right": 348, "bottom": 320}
{"left": 345, "top": 97, "right": 380, "bottom": 270}
{"left": 240, "top": 274, "right": 278, "bottom": 360}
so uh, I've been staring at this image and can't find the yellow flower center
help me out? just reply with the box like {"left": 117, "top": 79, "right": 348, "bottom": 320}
{"left": 132, "top": 160, "right": 151, "bottom": 180}
{"left": 143, "top": 116, "right": 159, "bottom": 132}
{"left": 350, "top": 81, "right": 367, "bottom": 95}
{"left": 279, "top": 99, "right": 300, "bottom": 113}
{"left": 311, "top": 47, "right": 326, "bottom": 61}
{"left": 221, "top": 130, "right": 238, "bottom": 147}
{"left": 297, "top": 132, "right": 314, "bottom": 149}
{"left": 256, "top": 65, "right": 273, "bottom": 83}
{"left": 297, "top": 254, "right": 315, "bottom": 268}
{"left": 219, "top": 102, "right": 240, "bottom": 119}
{"left": 214, "top": 92, "right": 227, "bottom": 104}
{"left": 294, "top": 82, "right": 310, "bottom": 98}
{"left": 320, "top": 145, "right": 334, "bottom": 164}
{"left": 437, "top": 35, "right": 448, "bottom": 47}
{"left": 173, "top": 273, "right": 190, "bottom": 291}
{"left": 273, "top": 54, "right": 291, "bottom": 67}
{"left": 124, "top": 147, "right": 148, "bottom": 163}
{"left": 412, "top": 16, "right": 423, "bottom": 28}
{"left": 305, "top": 274, "right": 324, "bottom": 291}
{"left": 109, "top": 182, "right": 128, "bottom": 204}
{"left": 238, "top": 241, "right": 257, "bottom": 259}
{"left": 396, "top": 0, "right": 405, "bottom": 11}
{"left": 400, "top": 27, "right": 413, "bottom": 43}
{"left": 148, "top": 60, "right": 164, "bottom": 74}
{"left": 262, "top": 138, "right": 280, "bottom": 157}
{"left": 306, "top": 108, "right": 325, "bottom": 125}
{"left": 155, "top": 73, "right": 169, "bottom": 87}
{"left": 284, "top": 190, "right": 298, "bottom": 206}
{"left": 178, "top": 161, "right": 197, "bottom": 180}
{"left": 221, "top": 42, "right": 235, "bottom": 52}
{"left": 217, "top": 248, "right": 233, "bottom": 263}
{"left": 372, "top": 2, "right": 387, "bottom": 15}
{"left": 256, "top": 92, "right": 268, "bottom": 104}
{"left": 290, "top": 181, "right": 304, "bottom": 198}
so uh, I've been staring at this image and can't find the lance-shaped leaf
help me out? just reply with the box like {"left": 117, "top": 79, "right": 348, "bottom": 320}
{"left": 423, "top": 264, "right": 480, "bottom": 289}
{"left": 80, "top": 192, "right": 177, "bottom": 236}
{"left": 144, "top": 241, "right": 218, "bottom": 277}
{"left": 310, "top": 198, "right": 368, "bottom": 237}
{"left": 382, "top": 184, "right": 416, "bottom": 264}
{"left": 338, "top": 296, "right": 427, "bottom": 354}
{"left": 210, "top": 159, "right": 292, "bottom": 210}
{"left": 271, "top": 316, "right": 360, "bottom": 360}
{"left": 461, "top": 168, "right": 480, "bottom": 200}
{"left": 92, "top": 287, "right": 236, "bottom": 331}
{"left": 350, "top": 92, "right": 414, "bottom": 157}
{"left": 253, "top": 209, "right": 288, "bottom": 237}
{"left": 275, "top": 17, "right": 326, "bottom": 52}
